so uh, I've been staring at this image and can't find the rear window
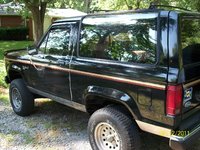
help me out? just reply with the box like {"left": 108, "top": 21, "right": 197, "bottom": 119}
{"left": 181, "top": 17, "right": 200, "bottom": 65}
{"left": 79, "top": 14, "right": 158, "bottom": 64}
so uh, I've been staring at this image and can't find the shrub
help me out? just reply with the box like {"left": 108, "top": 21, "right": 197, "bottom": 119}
{"left": 0, "top": 27, "right": 29, "bottom": 41}
{"left": 0, "top": 62, "right": 7, "bottom": 88}
{"left": 0, "top": 70, "right": 7, "bottom": 88}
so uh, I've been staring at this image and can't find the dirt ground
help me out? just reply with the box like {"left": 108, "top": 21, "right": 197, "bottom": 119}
{"left": 0, "top": 88, "right": 200, "bottom": 150}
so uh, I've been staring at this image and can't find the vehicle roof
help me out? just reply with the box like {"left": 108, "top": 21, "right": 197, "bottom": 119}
{"left": 53, "top": 8, "right": 200, "bottom": 24}
{"left": 54, "top": 8, "right": 163, "bottom": 24}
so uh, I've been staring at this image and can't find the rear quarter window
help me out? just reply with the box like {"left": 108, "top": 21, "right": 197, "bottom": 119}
{"left": 181, "top": 17, "right": 200, "bottom": 65}
{"left": 79, "top": 13, "right": 158, "bottom": 64}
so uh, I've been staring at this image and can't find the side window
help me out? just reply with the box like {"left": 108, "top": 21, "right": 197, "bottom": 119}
{"left": 80, "top": 14, "right": 157, "bottom": 64}
{"left": 38, "top": 25, "right": 71, "bottom": 56}
{"left": 181, "top": 18, "right": 200, "bottom": 65}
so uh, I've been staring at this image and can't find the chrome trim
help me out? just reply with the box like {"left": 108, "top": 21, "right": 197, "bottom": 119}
{"left": 136, "top": 119, "right": 200, "bottom": 142}
{"left": 27, "top": 86, "right": 86, "bottom": 112}
{"left": 6, "top": 58, "right": 166, "bottom": 90}
{"left": 136, "top": 120, "right": 172, "bottom": 138}
{"left": 170, "top": 125, "right": 200, "bottom": 142}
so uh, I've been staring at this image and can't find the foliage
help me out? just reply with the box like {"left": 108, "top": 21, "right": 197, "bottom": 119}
{"left": 0, "top": 61, "right": 7, "bottom": 88}
{"left": 17, "top": 0, "right": 48, "bottom": 43}
{"left": 0, "top": 0, "right": 12, "bottom": 3}
{"left": 170, "top": 0, "right": 200, "bottom": 11}
{"left": 48, "top": 0, "right": 94, "bottom": 13}
{"left": 0, "top": 41, "right": 33, "bottom": 87}
{"left": 0, "top": 27, "right": 29, "bottom": 41}
{"left": 91, "top": 0, "right": 200, "bottom": 11}
{"left": 0, "top": 41, "right": 33, "bottom": 60}
{"left": 1, "top": 0, "right": 200, "bottom": 43}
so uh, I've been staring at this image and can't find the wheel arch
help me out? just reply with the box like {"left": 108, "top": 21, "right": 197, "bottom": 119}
{"left": 84, "top": 86, "right": 141, "bottom": 120}
{"left": 7, "top": 69, "right": 23, "bottom": 83}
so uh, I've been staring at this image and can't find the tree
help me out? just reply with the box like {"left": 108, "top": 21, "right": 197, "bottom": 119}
{"left": 0, "top": 0, "right": 12, "bottom": 3}
{"left": 15, "top": 0, "right": 199, "bottom": 43}
{"left": 95, "top": 0, "right": 153, "bottom": 10}
{"left": 84, "top": 0, "right": 92, "bottom": 13}
{"left": 16, "top": 0, "right": 93, "bottom": 43}
{"left": 172, "top": 0, "right": 200, "bottom": 12}
{"left": 49, "top": 0, "right": 93, "bottom": 13}
{"left": 18, "top": 0, "right": 47, "bottom": 43}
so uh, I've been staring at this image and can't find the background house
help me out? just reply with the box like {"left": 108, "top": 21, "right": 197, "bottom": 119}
{"left": 0, "top": 2, "right": 86, "bottom": 40}
{"left": 0, "top": 2, "right": 24, "bottom": 27}
{"left": 0, "top": 2, "right": 33, "bottom": 40}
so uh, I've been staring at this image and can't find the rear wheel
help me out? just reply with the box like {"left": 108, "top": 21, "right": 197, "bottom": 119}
{"left": 88, "top": 105, "right": 141, "bottom": 150}
{"left": 9, "top": 79, "right": 34, "bottom": 116}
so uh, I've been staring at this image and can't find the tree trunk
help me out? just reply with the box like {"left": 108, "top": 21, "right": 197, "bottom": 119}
{"left": 24, "top": 1, "right": 47, "bottom": 44}
{"left": 152, "top": 0, "right": 161, "bottom": 5}
{"left": 39, "top": 2, "right": 47, "bottom": 41}
{"left": 84, "top": 0, "right": 91, "bottom": 13}
{"left": 195, "top": 1, "right": 200, "bottom": 12}
{"left": 124, "top": 0, "right": 133, "bottom": 10}
{"left": 135, "top": 0, "right": 141, "bottom": 9}
{"left": 32, "top": 7, "right": 42, "bottom": 44}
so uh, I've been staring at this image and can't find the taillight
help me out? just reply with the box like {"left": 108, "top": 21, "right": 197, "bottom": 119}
{"left": 166, "top": 85, "right": 183, "bottom": 116}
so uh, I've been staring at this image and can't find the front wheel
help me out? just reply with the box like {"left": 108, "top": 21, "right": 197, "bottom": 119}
{"left": 88, "top": 105, "right": 141, "bottom": 150}
{"left": 9, "top": 79, "right": 34, "bottom": 116}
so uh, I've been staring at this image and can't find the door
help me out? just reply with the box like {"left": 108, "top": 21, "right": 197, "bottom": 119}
{"left": 29, "top": 22, "right": 78, "bottom": 100}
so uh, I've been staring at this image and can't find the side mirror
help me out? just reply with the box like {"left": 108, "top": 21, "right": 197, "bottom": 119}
{"left": 27, "top": 46, "right": 37, "bottom": 55}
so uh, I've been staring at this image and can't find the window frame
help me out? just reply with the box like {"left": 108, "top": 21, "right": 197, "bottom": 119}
{"left": 36, "top": 21, "right": 78, "bottom": 56}
{"left": 77, "top": 13, "right": 160, "bottom": 66}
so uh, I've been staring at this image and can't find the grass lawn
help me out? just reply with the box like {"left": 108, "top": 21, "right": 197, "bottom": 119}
{"left": 0, "top": 41, "right": 33, "bottom": 87}
{"left": 0, "top": 41, "right": 33, "bottom": 60}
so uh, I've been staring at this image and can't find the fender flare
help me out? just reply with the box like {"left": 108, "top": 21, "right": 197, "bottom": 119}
{"left": 7, "top": 63, "right": 24, "bottom": 82}
{"left": 84, "top": 85, "right": 141, "bottom": 120}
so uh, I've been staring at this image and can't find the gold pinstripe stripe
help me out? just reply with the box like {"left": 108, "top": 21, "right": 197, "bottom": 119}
{"left": 5, "top": 58, "right": 166, "bottom": 90}
{"left": 184, "top": 79, "right": 200, "bottom": 88}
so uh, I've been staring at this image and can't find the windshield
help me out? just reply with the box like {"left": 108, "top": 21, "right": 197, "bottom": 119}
{"left": 181, "top": 16, "right": 200, "bottom": 65}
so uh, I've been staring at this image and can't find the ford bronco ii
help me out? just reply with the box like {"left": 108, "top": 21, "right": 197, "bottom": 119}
{"left": 4, "top": 5, "right": 200, "bottom": 150}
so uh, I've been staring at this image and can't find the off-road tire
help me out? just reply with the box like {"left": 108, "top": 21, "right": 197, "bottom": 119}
{"left": 9, "top": 79, "right": 34, "bottom": 116}
{"left": 88, "top": 105, "right": 141, "bottom": 150}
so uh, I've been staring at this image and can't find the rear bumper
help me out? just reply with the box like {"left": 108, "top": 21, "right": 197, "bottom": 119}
{"left": 169, "top": 125, "right": 200, "bottom": 150}
{"left": 136, "top": 120, "right": 200, "bottom": 150}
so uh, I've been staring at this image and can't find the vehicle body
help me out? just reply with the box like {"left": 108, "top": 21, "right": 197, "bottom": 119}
{"left": 4, "top": 6, "right": 200, "bottom": 150}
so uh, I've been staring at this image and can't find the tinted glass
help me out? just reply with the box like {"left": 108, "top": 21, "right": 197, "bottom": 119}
{"left": 38, "top": 26, "right": 71, "bottom": 56}
{"left": 80, "top": 14, "right": 158, "bottom": 64}
{"left": 38, "top": 35, "right": 48, "bottom": 54}
{"left": 182, "top": 17, "right": 200, "bottom": 65}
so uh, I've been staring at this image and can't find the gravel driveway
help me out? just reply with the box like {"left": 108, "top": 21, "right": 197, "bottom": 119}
{"left": 0, "top": 88, "right": 92, "bottom": 150}
{"left": 0, "top": 88, "right": 200, "bottom": 150}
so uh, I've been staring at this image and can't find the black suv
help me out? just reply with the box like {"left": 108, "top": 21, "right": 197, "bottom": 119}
{"left": 4, "top": 6, "right": 200, "bottom": 150}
